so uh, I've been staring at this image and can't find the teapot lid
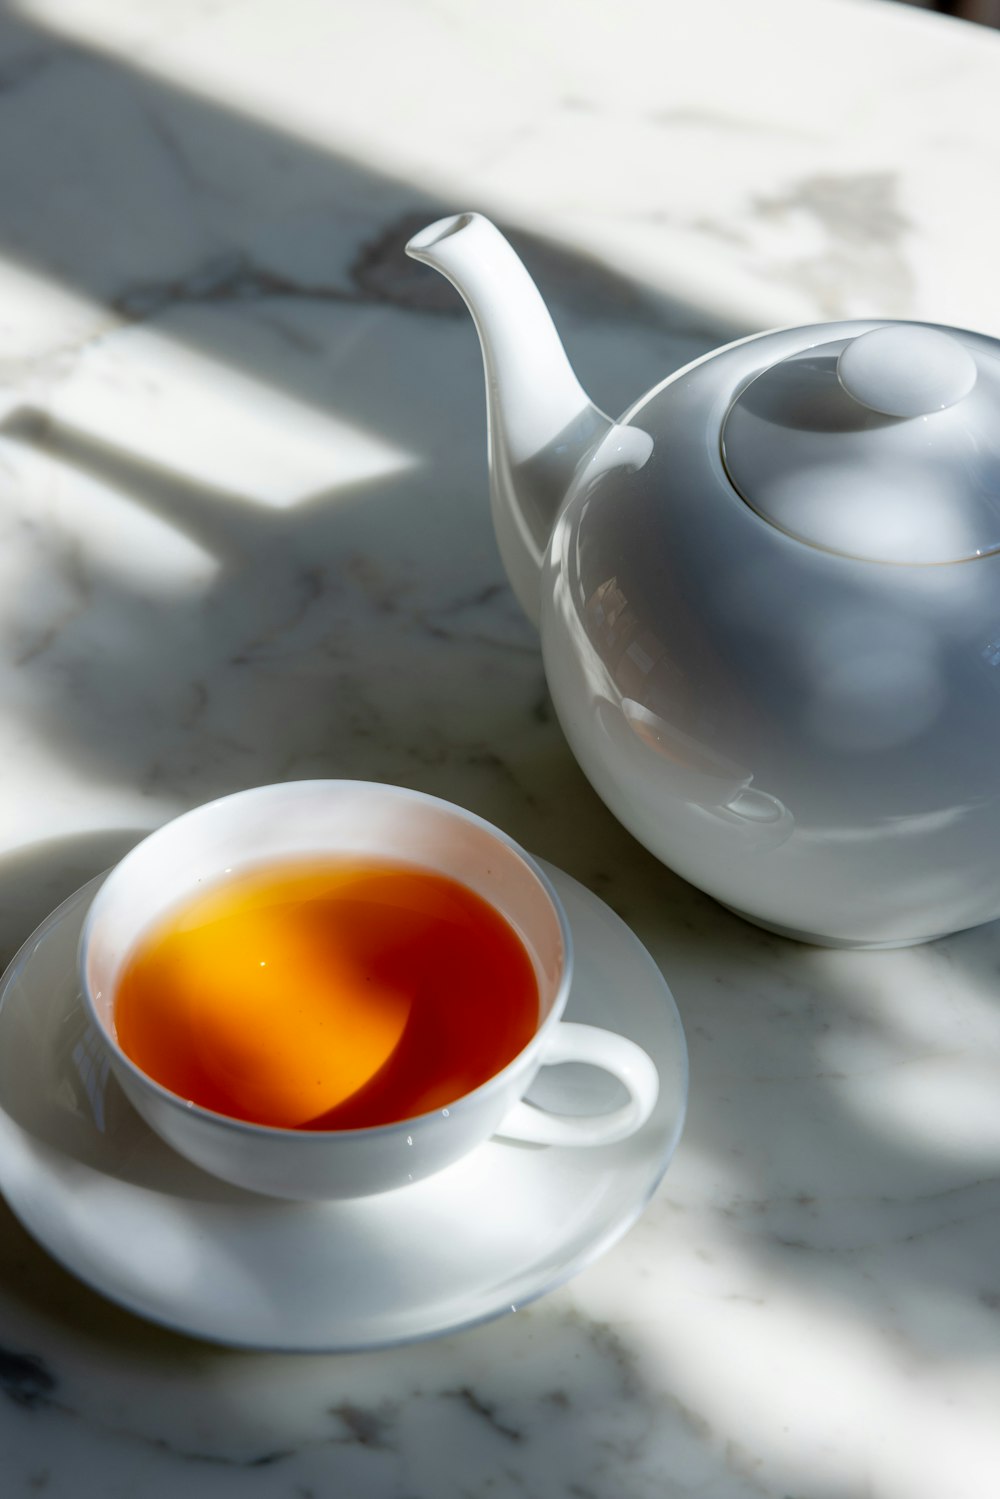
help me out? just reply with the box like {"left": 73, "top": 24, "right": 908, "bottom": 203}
{"left": 720, "top": 324, "right": 1000, "bottom": 564}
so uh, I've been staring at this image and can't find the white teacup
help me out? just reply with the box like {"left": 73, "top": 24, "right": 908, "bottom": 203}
{"left": 78, "top": 781, "right": 659, "bottom": 1200}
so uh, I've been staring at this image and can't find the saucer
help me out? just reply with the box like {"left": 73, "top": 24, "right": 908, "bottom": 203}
{"left": 0, "top": 863, "right": 687, "bottom": 1351}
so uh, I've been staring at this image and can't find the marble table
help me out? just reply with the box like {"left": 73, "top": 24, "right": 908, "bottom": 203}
{"left": 1, "top": 0, "right": 1000, "bottom": 1494}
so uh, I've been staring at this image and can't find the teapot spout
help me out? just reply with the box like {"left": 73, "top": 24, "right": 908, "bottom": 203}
{"left": 406, "top": 213, "right": 612, "bottom": 624}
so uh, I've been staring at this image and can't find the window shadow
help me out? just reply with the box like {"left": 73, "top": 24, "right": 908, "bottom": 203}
{"left": 0, "top": 1, "right": 739, "bottom": 821}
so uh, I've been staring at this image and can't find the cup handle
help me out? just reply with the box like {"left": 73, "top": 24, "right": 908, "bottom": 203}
{"left": 495, "top": 1022, "right": 659, "bottom": 1147}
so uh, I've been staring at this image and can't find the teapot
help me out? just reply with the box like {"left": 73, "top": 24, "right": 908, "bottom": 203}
{"left": 406, "top": 212, "right": 1000, "bottom": 947}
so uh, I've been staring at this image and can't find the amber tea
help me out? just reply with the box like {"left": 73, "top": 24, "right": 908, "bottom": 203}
{"left": 113, "top": 857, "right": 540, "bottom": 1130}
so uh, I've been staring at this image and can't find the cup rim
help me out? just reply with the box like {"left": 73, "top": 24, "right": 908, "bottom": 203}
{"left": 77, "top": 779, "right": 575, "bottom": 1142}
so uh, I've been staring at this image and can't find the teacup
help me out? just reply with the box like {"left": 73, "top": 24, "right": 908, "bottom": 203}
{"left": 78, "top": 781, "right": 659, "bottom": 1199}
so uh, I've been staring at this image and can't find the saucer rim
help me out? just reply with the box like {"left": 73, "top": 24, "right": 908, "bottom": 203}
{"left": 0, "top": 862, "right": 688, "bottom": 1352}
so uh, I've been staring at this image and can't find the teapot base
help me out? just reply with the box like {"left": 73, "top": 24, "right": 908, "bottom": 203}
{"left": 718, "top": 903, "right": 954, "bottom": 951}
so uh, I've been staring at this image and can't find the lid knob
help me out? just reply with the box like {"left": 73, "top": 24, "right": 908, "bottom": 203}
{"left": 836, "top": 325, "right": 978, "bottom": 418}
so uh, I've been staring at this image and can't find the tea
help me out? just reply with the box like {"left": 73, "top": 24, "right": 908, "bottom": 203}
{"left": 113, "top": 857, "right": 540, "bottom": 1131}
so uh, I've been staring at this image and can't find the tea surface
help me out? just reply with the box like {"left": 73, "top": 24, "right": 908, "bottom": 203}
{"left": 114, "top": 858, "right": 539, "bottom": 1129}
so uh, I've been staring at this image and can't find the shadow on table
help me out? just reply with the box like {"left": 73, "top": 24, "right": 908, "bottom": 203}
{"left": 0, "top": 0, "right": 736, "bottom": 831}
{"left": 0, "top": 827, "right": 145, "bottom": 968}
{"left": 0, "top": 1191, "right": 861, "bottom": 1499}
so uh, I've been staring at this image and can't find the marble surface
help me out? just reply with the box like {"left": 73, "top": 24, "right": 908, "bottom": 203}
{"left": 1, "top": 0, "right": 1000, "bottom": 1494}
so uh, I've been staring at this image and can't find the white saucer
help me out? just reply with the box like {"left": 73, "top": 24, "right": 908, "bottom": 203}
{"left": 0, "top": 863, "right": 687, "bottom": 1352}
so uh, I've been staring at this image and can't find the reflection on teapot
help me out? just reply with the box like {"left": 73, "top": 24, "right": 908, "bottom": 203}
{"left": 408, "top": 213, "right": 1000, "bottom": 946}
{"left": 618, "top": 700, "right": 792, "bottom": 842}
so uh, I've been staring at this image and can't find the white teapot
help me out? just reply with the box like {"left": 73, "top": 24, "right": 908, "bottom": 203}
{"left": 407, "top": 213, "right": 1000, "bottom": 948}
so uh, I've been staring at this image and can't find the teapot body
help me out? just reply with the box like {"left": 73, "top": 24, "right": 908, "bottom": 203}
{"left": 541, "top": 326, "right": 1000, "bottom": 946}
{"left": 405, "top": 216, "right": 1000, "bottom": 947}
